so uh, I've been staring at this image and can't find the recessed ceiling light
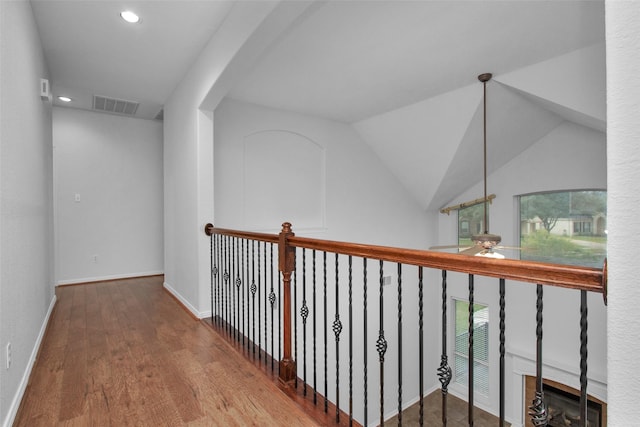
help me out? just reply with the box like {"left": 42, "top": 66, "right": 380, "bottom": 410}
{"left": 120, "top": 10, "right": 140, "bottom": 24}
{"left": 58, "top": 96, "right": 72, "bottom": 102}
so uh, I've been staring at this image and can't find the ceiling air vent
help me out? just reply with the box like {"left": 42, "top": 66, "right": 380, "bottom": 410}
{"left": 93, "top": 95, "right": 139, "bottom": 116}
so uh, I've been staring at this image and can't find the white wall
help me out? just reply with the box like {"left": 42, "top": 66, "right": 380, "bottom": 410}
{"left": 0, "top": 1, "right": 55, "bottom": 425}
{"left": 605, "top": 1, "right": 640, "bottom": 425}
{"left": 52, "top": 107, "right": 163, "bottom": 284}
{"left": 214, "top": 98, "right": 437, "bottom": 423}
{"left": 163, "top": 1, "right": 311, "bottom": 317}
{"left": 436, "top": 120, "right": 607, "bottom": 424}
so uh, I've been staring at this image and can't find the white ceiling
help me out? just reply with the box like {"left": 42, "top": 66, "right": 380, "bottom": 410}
{"left": 31, "top": 0, "right": 234, "bottom": 120}
{"left": 30, "top": 0, "right": 606, "bottom": 210}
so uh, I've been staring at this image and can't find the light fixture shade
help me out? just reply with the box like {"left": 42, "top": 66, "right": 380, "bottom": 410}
{"left": 58, "top": 96, "right": 72, "bottom": 102}
{"left": 120, "top": 10, "right": 140, "bottom": 23}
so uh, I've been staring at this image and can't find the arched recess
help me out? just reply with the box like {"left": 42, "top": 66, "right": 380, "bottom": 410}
{"left": 243, "top": 130, "right": 326, "bottom": 231}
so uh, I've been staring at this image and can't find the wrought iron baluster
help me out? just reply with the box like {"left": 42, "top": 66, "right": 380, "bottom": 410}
{"left": 263, "top": 241, "right": 268, "bottom": 366}
{"left": 313, "top": 249, "right": 318, "bottom": 405}
{"left": 232, "top": 237, "right": 237, "bottom": 341}
{"left": 580, "top": 290, "right": 588, "bottom": 427}
{"left": 323, "top": 251, "right": 328, "bottom": 413}
{"left": 418, "top": 266, "right": 424, "bottom": 427}
{"left": 397, "top": 263, "right": 403, "bottom": 426}
{"left": 236, "top": 238, "right": 241, "bottom": 343}
{"left": 348, "top": 255, "right": 353, "bottom": 426}
{"left": 242, "top": 239, "right": 246, "bottom": 349}
{"left": 333, "top": 253, "right": 343, "bottom": 424}
{"left": 499, "top": 278, "right": 506, "bottom": 427}
{"left": 251, "top": 240, "right": 257, "bottom": 358}
{"left": 270, "top": 243, "right": 275, "bottom": 372}
{"left": 214, "top": 234, "right": 220, "bottom": 325}
{"left": 294, "top": 254, "right": 298, "bottom": 388}
{"left": 437, "top": 270, "right": 452, "bottom": 426}
{"left": 278, "top": 261, "right": 282, "bottom": 366}
{"left": 468, "top": 274, "right": 475, "bottom": 426}
{"left": 529, "top": 284, "right": 547, "bottom": 426}
{"left": 301, "top": 248, "right": 308, "bottom": 396}
{"left": 224, "top": 236, "right": 230, "bottom": 335}
{"left": 363, "top": 258, "right": 368, "bottom": 427}
{"left": 258, "top": 241, "right": 262, "bottom": 360}
{"left": 245, "top": 238, "right": 249, "bottom": 351}
{"left": 209, "top": 233, "right": 214, "bottom": 324}
{"left": 377, "top": 260, "right": 388, "bottom": 427}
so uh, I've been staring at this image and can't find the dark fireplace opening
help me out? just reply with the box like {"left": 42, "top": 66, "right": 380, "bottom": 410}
{"left": 545, "top": 383, "right": 602, "bottom": 427}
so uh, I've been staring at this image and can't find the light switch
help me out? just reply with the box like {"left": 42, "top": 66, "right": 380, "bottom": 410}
{"left": 74, "top": 193, "right": 81, "bottom": 202}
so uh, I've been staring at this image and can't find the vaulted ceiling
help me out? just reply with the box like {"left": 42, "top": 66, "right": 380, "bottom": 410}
{"left": 30, "top": 0, "right": 606, "bottom": 211}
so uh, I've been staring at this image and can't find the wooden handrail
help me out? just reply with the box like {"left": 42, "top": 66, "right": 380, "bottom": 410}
{"left": 205, "top": 223, "right": 606, "bottom": 294}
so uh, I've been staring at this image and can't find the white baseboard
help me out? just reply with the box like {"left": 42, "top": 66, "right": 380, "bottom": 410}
{"left": 56, "top": 270, "right": 164, "bottom": 286}
{"left": 3, "top": 294, "right": 57, "bottom": 427}
{"left": 163, "top": 281, "right": 206, "bottom": 319}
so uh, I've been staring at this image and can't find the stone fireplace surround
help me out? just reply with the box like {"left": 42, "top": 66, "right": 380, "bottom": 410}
{"left": 508, "top": 349, "right": 607, "bottom": 427}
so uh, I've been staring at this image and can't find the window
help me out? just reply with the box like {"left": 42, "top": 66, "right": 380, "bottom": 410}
{"left": 458, "top": 203, "right": 486, "bottom": 248}
{"left": 519, "top": 190, "right": 607, "bottom": 267}
{"left": 453, "top": 299, "right": 489, "bottom": 396}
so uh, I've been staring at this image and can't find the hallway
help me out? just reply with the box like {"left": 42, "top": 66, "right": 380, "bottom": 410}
{"left": 14, "top": 276, "right": 318, "bottom": 426}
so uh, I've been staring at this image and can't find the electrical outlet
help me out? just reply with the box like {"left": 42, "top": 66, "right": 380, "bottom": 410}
{"left": 92, "top": 254, "right": 98, "bottom": 263}
{"left": 6, "top": 343, "right": 11, "bottom": 370}
{"left": 383, "top": 276, "right": 392, "bottom": 286}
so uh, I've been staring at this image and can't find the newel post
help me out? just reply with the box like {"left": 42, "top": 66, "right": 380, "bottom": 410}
{"left": 279, "top": 222, "right": 297, "bottom": 384}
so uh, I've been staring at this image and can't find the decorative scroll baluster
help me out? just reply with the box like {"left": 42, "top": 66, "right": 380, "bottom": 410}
{"left": 257, "top": 242, "right": 262, "bottom": 360}
{"left": 245, "top": 239, "right": 250, "bottom": 351}
{"left": 348, "top": 255, "right": 353, "bottom": 426}
{"left": 333, "top": 253, "right": 343, "bottom": 424}
{"left": 270, "top": 243, "right": 276, "bottom": 372}
{"left": 214, "top": 235, "right": 220, "bottom": 325}
{"left": 438, "top": 270, "right": 452, "bottom": 426}
{"left": 499, "top": 278, "right": 506, "bottom": 426}
{"left": 377, "top": 260, "right": 388, "bottom": 427}
{"left": 313, "top": 250, "right": 318, "bottom": 405}
{"left": 529, "top": 284, "right": 547, "bottom": 426}
{"left": 397, "top": 263, "right": 403, "bottom": 426}
{"left": 278, "top": 263, "right": 282, "bottom": 365}
{"left": 232, "top": 237, "right": 237, "bottom": 341}
{"left": 251, "top": 240, "right": 257, "bottom": 357}
{"left": 224, "top": 236, "right": 230, "bottom": 335}
{"left": 363, "top": 258, "right": 369, "bottom": 427}
{"left": 210, "top": 233, "right": 215, "bottom": 323}
{"left": 323, "top": 251, "right": 328, "bottom": 413}
{"left": 235, "top": 238, "right": 241, "bottom": 343}
{"left": 301, "top": 248, "right": 309, "bottom": 396}
{"left": 468, "top": 274, "right": 475, "bottom": 426}
{"left": 580, "top": 290, "right": 588, "bottom": 427}
{"left": 418, "top": 266, "right": 424, "bottom": 426}
{"left": 241, "top": 239, "right": 246, "bottom": 348}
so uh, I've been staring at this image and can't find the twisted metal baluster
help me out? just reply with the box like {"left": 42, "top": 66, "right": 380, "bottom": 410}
{"left": 333, "top": 253, "right": 343, "bottom": 424}
{"left": 437, "top": 270, "right": 452, "bottom": 426}
{"left": 418, "top": 266, "right": 424, "bottom": 426}
{"left": 468, "top": 274, "right": 475, "bottom": 427}
{"left": 377, "top": 260, "right": 388, "bottom": 427}
{"left": 580, "top": 290, "right": 588, "bottom": 427}
{"left": 214, "top": 235, "right": 220, "bottom": 325}
{"left": 363, "top": 258, "right": 369, "bottom": 427}
{"left": 397, "top": 263, "right": 403, "bottom": 426}
{"left": 294, "top": 253, "right": 298, "bottom": 388}
{"left": 529, "top": 284, "right": 547, "bottom": 426}
{"left": 301, "top": 248, "right": 309, "bottom": 396}
{"left": 499, "top": 278, "right": 506, "bottom": 426}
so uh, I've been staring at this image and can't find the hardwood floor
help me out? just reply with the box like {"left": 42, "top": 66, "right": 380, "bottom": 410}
{"left": 14, "top": 276, "right": 319, "bottom": 426}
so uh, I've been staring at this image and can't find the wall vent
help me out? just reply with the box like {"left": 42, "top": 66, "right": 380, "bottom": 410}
{"left": 93, "top": 95, "right": 139, "bottom": 116}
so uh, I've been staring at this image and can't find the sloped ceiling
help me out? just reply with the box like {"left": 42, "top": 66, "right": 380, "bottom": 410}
{"left": 227, "top": 1, "right": 606, "bottom": 211}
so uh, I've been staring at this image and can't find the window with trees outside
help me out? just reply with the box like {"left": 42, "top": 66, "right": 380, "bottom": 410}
{"left": 458, "top": 203, "right": 486, "bottom": 249}
{"left": 453, "top": 299, "right": 489, "bottom": 396}
{"left": 519, "top": 190, "right": 607, "bottom": 268}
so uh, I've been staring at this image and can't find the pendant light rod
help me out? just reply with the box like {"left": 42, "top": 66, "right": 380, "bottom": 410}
{"left": 478, "top": 73, "right": 492, "bottom": 235}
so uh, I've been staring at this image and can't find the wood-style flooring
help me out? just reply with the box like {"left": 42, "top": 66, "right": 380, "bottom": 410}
{"left": 14, "top": 276, "right": 320, "bottom": 426}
